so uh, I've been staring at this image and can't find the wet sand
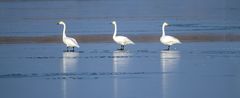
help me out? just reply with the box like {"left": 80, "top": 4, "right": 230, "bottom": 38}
{"left": 1, "top": 33, "right": 240, "bottom": 44}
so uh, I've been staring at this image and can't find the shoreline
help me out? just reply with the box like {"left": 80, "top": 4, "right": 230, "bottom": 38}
{"left": 0, "top": 34, "right": 240, "bottom": 44}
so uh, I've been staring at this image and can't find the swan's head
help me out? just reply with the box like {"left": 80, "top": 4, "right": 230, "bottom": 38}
{"left": 163, "top": 22, "right": 169, "bottom": 26}
{"left": 112, "top": 21, "right": 116, "bottom": 25}
{"left": 57, "top": 21, "right": 65, "bottom": 25}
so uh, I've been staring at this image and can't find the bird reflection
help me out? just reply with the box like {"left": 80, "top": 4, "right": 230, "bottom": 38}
{"left": 62, "top": 52, "right": 79, "bottom": 98}
{"left": 113, "top": 50, "right": 131, "bottom": 72}
{"left": 160, "top": 50, "right": 180, "bottom": 98}
{"left": 62, "top": 52, "right": 79, "bottom": 72}
{"left": 161, "top": 51, "right": 180, "bottom": 72}
{"left": 113, "top": 50, "right": 131, "bottom": 98}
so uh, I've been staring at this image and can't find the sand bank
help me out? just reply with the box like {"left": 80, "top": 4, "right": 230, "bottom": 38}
{"left": 0, "top": 33, "right": 240, "bottom": 44}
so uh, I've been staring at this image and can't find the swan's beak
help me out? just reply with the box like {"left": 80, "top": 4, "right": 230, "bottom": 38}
{"left": 57, "top": 22, "right": 60, "bottom": 25}
{"left": 166, "top": 23, "right": 169, "bottom": 26}
{"left": 112, "top": 21, "right": 116, "bottom": 24}
{"left": 164, "top": 22, "right": 169, "bottom": 26}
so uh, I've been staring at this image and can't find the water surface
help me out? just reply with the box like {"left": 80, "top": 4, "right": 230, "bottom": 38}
{"left": 0, "top": 0, "right": 240, "bottom": 36}
{"left": 0, "top": 42, "right": 240, "bottom": 98}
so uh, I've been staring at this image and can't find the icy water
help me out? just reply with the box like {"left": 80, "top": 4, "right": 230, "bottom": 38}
{"left": 0, "top": 42, "right": 240, "bottom": 98}
{"left": 1, "top": 0, "right": 240, "bottom": 98}
{"left": 0, "top": 0, "right": 240, "bottom": 36}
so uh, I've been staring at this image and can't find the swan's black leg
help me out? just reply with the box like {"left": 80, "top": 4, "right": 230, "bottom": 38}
{"left": 118, "top": 45, "right": 124, "bottom": 50}
{"left": 167, "top": 46, "right": 170, "bottom": 50}
{"left": 72, "top": 47, "right": 75, "bottom": 52}
{"left": 163, "top": 46, "right": 170, "bottom": 51}
{"left": 118, "top": 45, "right": 123, "bottom": 50}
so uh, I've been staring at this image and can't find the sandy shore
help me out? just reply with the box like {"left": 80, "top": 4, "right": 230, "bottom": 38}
{"left": 1, "top": 33, "right": 240, "bottom": 44}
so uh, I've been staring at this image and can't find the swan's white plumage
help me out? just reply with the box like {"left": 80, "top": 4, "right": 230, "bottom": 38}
{"left": 58, "top": 21, "right": 79, "bottom": 49}
{"left": 160, "top": 35, "right": 181, "bottom": 46}
{"left": 63, "top": 37, "right": 79, "bottom": 48}
{"left": 112, "top": 21, "right": 134, "bottom": 50}
{"left": 113, "top": 36, "right": 135, "bottom": 45}
{"left": 160, "top": 22, "right": 181, "bottom": 50}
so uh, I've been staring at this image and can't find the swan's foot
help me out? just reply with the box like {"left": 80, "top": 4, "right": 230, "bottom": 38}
{"left": 64, "top": 47, "right": 70, "bottom": 52}
{"left": 117, "top": 48, "right": 124, "bottom": 50}
{"left": 64, "top": 50, "right": 71, "bottom": 52}
{"left": 164, "top": 49, "right": 170, "bottom": 51}
{"left": 64, "top": 47, "right": 75, "bottom": 52}
{"left": 118, "top": 45, "right": 124, "bottom": 50}
{"left": 164, "top": 46, "right": 170, "bottom": 51}
{"left": 70, "top": 47, "right": 75, "bottom": 52}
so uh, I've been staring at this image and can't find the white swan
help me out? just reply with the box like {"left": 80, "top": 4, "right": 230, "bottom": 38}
{"left": 112, "top": 21, "right": 135, "bottom": 50}
{"left": 58, "top": 21, "right": 79, "bottom": 52}
{"left": 160, "top": 22, "right": 181, "bottom": 50}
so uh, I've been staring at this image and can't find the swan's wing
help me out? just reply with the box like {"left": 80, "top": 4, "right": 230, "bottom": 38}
{"left": 64, "top": 37, "right": 79, "bottom": 48}
{"left": 115, "top": 36, "right": 135, "bottom": 45}
{"left": 69, "top": 37, "right": 80, "bottom": 48}
{"left": 161, "top": 36, "right": 181, "bottom": 45}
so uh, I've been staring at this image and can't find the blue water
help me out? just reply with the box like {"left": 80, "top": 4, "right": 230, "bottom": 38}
{"left": 0, "top": 42, "right": 240, "bottom": 98}
{"left": 0, "top": 0, "right": 240, "bottom": 36}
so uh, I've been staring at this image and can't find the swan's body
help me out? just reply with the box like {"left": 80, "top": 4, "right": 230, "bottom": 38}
{"left": 112, "top": 21, "right": 134, "bottom": 50}
{"left": 58, "top": 21, "right": 79, "bottom": 52}
{"left": 160, "top": 22, "right": 181, "bottom": 50}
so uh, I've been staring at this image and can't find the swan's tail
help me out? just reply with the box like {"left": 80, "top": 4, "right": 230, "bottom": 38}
{"left": 177, "top": 39, "right": 181, "bottom": 44}
{"left": 131, "top": 41, "right": 135, "bottom": 45}
{"left": 128, "top": 40, "right": 135, "bottom": 45}
{"left": 173, "top": 37, "right": 181, "bottom": 44}
{"left": 76, "top": 44, "right": 80, "bottom": 48}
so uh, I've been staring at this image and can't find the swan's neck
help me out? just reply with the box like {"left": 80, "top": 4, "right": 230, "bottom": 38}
{"left": 113, "top": 23, "right": 117, "bottom": 39}
{"left": 62, "top": 23, "right": 67, "bottom": 38}
{"left": 162, "top": 24, "right": 166, "bottom": 37}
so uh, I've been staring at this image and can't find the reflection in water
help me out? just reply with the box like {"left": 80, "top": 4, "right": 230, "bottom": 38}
{"left": 113, "top": 50, "right": 131, "bottom": 98}
{"left": 160, "top": 51, "right": 180, "bottom": 98}
{"left": 62, "top": 52, "right": 79, "bottom": 72}
{"left": 113, "top": 50, "right": 131, "bottom": 72}
{"left": 62, "top": 52, "right": 79, "bottom": 98}
{"left": 161, "top": 51, "right": 180, "bottom": 72}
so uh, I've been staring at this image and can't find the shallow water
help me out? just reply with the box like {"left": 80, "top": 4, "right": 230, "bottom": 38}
{"left": 0, "top": 42, "right": 240, "bottom": 98}
{"left": 0, "top": 0, "right": 240, "bottom": 36}
{"left": 1, "top": 0, "right": 240, "bottom": 98}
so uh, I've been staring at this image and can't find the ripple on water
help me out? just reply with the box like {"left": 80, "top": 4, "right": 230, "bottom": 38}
{"left": 22, "top": 50, "right": 159, "bottom": 60}
{"left": 0, "top": 72, "right": 168, "bottom": 80}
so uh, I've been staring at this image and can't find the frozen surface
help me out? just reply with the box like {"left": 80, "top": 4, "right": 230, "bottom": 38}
{"left": 1, "top": 0, "right": 240, "bottom": 98}
{"left": 0, "top": 42, "right": 240, "bottom": 98}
